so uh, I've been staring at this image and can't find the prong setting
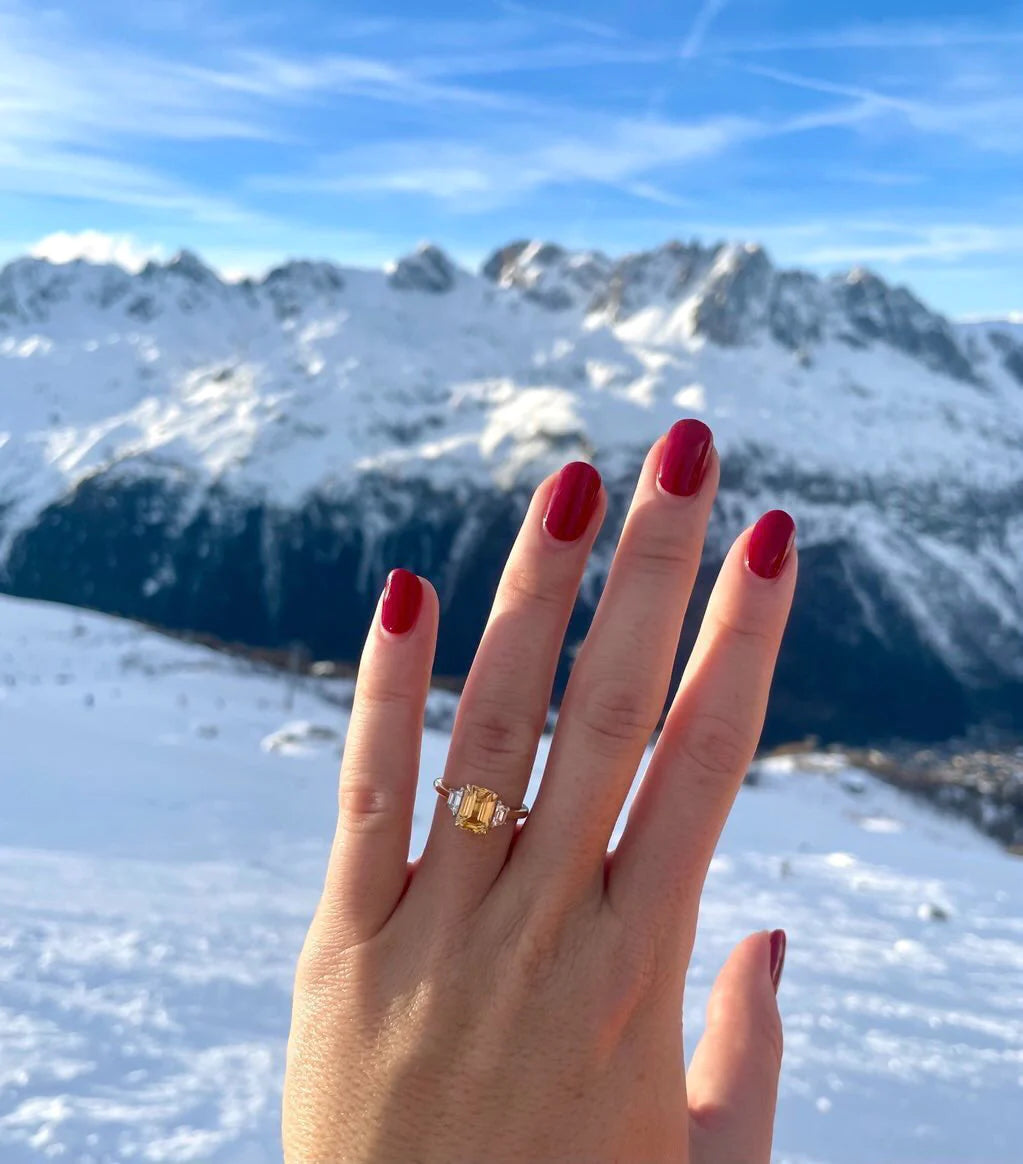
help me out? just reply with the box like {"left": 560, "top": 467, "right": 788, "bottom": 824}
{"left": 433, "top": 777, "right": 526, "bottom": 836}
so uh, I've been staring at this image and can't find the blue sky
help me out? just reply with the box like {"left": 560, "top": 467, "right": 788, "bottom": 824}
{"left": 2, "top": 0, "right": 1022, "bottom": 317}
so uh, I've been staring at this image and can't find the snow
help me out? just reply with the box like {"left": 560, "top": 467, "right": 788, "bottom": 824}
{"left": 2, "top": 593, "right": 1021, "bottom": 1162}
{"left": 1, "top": 243, "right": 1021, "bottom": 538}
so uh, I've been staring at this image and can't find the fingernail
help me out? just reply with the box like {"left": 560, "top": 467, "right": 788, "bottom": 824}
{"left": 543, "top": 461, "right": 602, "bottom": 542}
{"left": 746, "top": 510, "right": 796, "bottom": 579}
{"left": 380, "top": 568, "right": 423, "bottom": 635}
{"left": 657, "top": 418, "right": 713, "bottom": 497}
{"left": 769, "top": 929, "right": 787, "bottom": 994}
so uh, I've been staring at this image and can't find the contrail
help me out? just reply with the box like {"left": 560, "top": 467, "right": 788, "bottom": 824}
{"left": 681, "top": 0, "right": 731, "bottom": 59}
{"left": 645, "top": 0, "right": 731, "bottom": 116}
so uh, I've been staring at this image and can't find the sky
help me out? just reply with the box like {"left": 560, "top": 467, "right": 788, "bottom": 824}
{"left": 1, "top": 0, "right": 1022, "bottom": 318}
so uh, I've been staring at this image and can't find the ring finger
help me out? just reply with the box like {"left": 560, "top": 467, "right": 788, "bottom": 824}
{"left": 413, "top": 461, "right": 606, "bottom": 908}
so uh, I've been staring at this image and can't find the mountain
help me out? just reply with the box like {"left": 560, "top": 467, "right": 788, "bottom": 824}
{"left": 1, "top": 239, "right": 1021, "bottom": 744}
{"left": 2, "top": 591, "right": 1021, "bottom": 1162}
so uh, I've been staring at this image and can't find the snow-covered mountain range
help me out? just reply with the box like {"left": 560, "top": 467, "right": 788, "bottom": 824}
{"left": 1, "top": 239, "right": 1021, "bottom": 743}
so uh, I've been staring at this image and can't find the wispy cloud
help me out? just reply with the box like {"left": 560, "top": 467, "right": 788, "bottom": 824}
{"left": 711, "top": 20, "right": 1023, "bottom": 54}
{"left": 409, "top": 41, "right": 669, "bottom": 78}
{"left": 0, "top": 5, "right": 294, "bottom": 220}
{"left": 256, "top": 114, "right": 758, "bottom": 208}
{"left": 621, "top": 181, "right": 693, "bottom": 209}
{"left": 681, "top": 0, "right": 731, "bottom": 59}
{"left": 255, "top": 98, "right": 872, "bottom": 210}
{"left": 829, "top": 168, "right": 926, "bottom": 188}
{"left": 794, "top": 223, "right": 1023, "bottom": 266}
{"left": 0, "top": 10, "right": 292, "bottom": 146}
{"left": 736, "top": 62, "right": 913, "bottom": 113}
{"left": 204, "top": 49, "right": 544, "bottom": 113}
{"left": 740, "top": 61, "right": 1023, "bottom": 153}
{"left": 0, "top": 140, "right": 259, "bottom": 223}
{"left": 0, "top": 2, "right": 578, "bottom": 215}
{"left": 495, "top": 1, "right": 626, "bottom": 42}
{"left": 645, "top": 0, "right": 730, "bottom": 123}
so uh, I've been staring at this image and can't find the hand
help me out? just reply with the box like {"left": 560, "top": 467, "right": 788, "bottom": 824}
{"left": 283, "top": 420, "right": 797, "bottom": 1163}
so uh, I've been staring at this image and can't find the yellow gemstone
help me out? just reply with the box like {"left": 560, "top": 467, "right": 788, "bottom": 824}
{"left": 455, "top": 785, "right": 499, "bottom": 834}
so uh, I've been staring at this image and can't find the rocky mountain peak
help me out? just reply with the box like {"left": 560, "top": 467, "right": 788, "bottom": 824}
{"left": 0, "top": 236, "right": 1003, "bottom": 386}
{"left": 161, "top": 249, "right": 221, "bottom": 285}
{"left": 689, "top": 242, "right": 776, "bottom": 345}
{"left": 388, "top": 243, "right": 459, "bottom": 293}
{"left": 0, "top": 255, "right": 135, "bottom": 325}
{"left": 480, "top": 238, "right": 611, "bottom": 310}
{"left": 478, "top": 236, "right": 978, "bottom": 382}
{"left": 260, "top": 260, "right": 346, "bottom": 320}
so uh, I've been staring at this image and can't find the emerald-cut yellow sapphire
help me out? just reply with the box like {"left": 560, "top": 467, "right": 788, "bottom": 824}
{"left": 434, "top": 777, "right": 520, "bottom": 835}
{"left": 454, "top": 784, "right": 499, "bottom": 834}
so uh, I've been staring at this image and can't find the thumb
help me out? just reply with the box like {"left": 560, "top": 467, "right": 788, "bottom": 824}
{"left": 687, "top": 930, "right": 786, "bottom": 1164}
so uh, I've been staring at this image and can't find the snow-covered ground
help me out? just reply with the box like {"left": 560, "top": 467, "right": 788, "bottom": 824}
{"left": 1, "top": 594, "right": 1021, "bottom": 1162}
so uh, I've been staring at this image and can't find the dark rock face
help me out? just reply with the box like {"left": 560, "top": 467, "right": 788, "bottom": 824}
{"left": 389, "top": 245, "right": 458, "bottom": 293}
{"left": 988, "top": 331, "right": 1023, "bottom": 386}
{"left": 832, "top": 272, "right": 977, "bottom": 383}
{"left": 4, "top": 468, "right": 1016, "bottom": 747}
{"left": 691, "top": 245, "right": 773, "bottom": 346}
{"left": 260, "top": 261, "right": 345, "bottom": 320}
{"left": 1004, "top": 346, "right": 1023, "bottom": 386}
{"left": 483, "top": 240, "right": 611, "bottom": 310}
{"left": 481, "top": 240, "right": 531, "bottom": 283}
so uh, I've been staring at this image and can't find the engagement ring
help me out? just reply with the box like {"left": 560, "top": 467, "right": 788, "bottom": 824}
{"left": 433, "top": 778, "right": 530, "bottom": 836}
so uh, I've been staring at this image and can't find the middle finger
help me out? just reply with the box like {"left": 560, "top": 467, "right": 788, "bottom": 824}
{"left": 511, "top": 419, "right": 717, "bottom": 895}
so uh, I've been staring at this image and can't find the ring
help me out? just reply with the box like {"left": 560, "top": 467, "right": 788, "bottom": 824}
{"left": 433, "top": 778, "right": 529, "bottom": 836}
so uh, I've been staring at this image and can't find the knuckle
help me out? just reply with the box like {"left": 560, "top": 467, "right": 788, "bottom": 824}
{"left": 678, "top": 711, "right": 753, "bottom": 782}
{"left": 338, "top": 781, "right": 398, "bottom": 833}
{"left": 714, "top": 611, "right": 773, "bottom": 648}
{"left": 689, "top": 1005, "right": 782, "bottom": 1134}
{"left": 356, "top": 677, "right": 412, "bottom": 717}
{"left": 628, "top": 521, "right": 699, "bottom": 580}
{"left": 516, "top": 921, "right": 562, "bottom": 986}
{"left": 575, "top": 679, "right": 658, "bottom": 755}
{"left": 501, "top": 562, "right": 564, "bottom": 613}
{"left": 688, "top": 1099, "right": 732, "bottom": 1136}
{"left": 488, "top": 882, "right": 577, "bottom": 992}
{"left": 508, "top": 905, "right": 574, "bottom": 990}
{"left": 457, "top": 700, "right": 543, "bottom": 775}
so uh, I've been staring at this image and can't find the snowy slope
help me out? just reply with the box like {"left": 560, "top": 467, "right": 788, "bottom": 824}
{"left": 2, "top": 241, "right": 1021, "bottom": 520}
{"left": 1, "top": 240, "right": 1022, "bottom": 744}
{"left": 2, "top": 594, "right": 1021, "bottom": 1163}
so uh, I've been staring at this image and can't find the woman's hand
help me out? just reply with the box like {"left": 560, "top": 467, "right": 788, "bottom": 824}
{"left": 284, "top": 420, "right": 797, "bottom": 1163}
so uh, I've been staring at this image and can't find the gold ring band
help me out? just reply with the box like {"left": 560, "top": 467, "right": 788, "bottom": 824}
{"left": 434, "top": 778, "right": 529, "bottom": 836}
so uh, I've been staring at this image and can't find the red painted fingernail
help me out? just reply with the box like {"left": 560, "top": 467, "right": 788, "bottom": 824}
{"left": 543, "top": 461, "right": 601, "bottom": 542}
{"left": 769, "top": 929, "right": 787, "bottom": 994}
{"left": 746, "top": 510, "right": 796, "bottom": 579}
{"left": 380, "top": 568, "right": 423, "bottom": 635}
{"left": 657, "top": 418, "right": 713, "bottom": 497}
